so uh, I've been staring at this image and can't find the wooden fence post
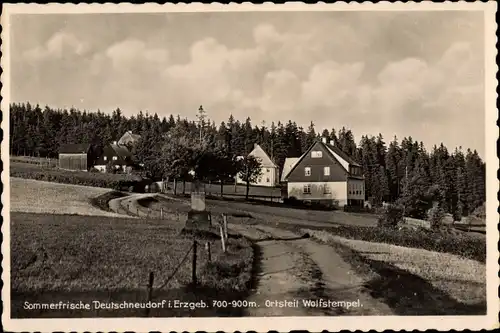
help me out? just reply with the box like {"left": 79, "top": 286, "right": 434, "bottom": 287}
{"left": 219, "top": 224, "right": 226, "bottom": 253}
{"left": 145, "top": 271, "right": 154, "bottom": 317}
{"left": 223, "top": 214, "right": 228, "bottom": 240}
{"left": 192, "top": 240, "right": 198, "bottom": 285}
{"left": 205, "top": 242, "right": 212, "bottom": 262}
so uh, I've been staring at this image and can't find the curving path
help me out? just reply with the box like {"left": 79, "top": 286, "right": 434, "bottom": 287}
{"left": 230, "top": 223, "right": 393, "bottom": 316}
{"left": 107, "top": 193, "right": 393, "bottom": 316}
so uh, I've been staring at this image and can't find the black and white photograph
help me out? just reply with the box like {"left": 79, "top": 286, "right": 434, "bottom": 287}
{"left": 1, "top": 2, "right": 498, "bottom": 332}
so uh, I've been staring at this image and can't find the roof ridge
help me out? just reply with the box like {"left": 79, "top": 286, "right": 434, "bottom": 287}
{"left": 251, "top": 144, "right": 277, "bottom": 168}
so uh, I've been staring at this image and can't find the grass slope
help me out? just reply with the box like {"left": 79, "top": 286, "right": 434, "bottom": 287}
{"left": 304, "top": 228, "right": 486, "bottom": 315}
{"left": 11, "top": 212, "right": 254, "bottom": 318}
{"left": 282, "top": 221, "right": 485, "bottom": 263}
{"left": 10, "top": 177, "right": 123, "bottom": 217}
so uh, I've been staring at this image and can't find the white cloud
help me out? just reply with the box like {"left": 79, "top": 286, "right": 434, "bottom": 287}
{"left": 105, "top": 39, "right": 169, "bottom": 70}
{"left": 301, "top": 61, "right": 365, "bottom": 109}
{"left": 23, "top": 32, "right": 90, "bottom": 61}
{"left": 14, "top": 17, "right": 484, "bottom": 155}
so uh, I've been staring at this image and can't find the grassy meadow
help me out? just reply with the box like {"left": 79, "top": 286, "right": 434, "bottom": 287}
{"left": 303, "top": 228, "right": 486, "bottom": 315}
{"left": 10, "top": 177, "right": 124, "bottom": 217}
{"left": 10, "top": 212, "right": 254, "bottom": 318}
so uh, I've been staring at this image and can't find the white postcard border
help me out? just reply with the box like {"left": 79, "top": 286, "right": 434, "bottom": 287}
{"left": 1, "top": 2, "right": 498, "bottom": 332}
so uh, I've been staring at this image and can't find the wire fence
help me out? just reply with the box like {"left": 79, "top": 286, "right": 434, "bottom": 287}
{"left": 122, "top": 212, "right": 230, "bottom": 317}
{"left": 156, "top": 242, "right": 196, "bottom": 291}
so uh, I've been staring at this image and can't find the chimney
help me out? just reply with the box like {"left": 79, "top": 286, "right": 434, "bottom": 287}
{"left": 322, "top": 137, "right": 327, "bottom": 143}
{"left": 112, "top": 141, "right": 117, "bottom": 145}
{"left": 254, "top": 143, "right": 258, "bottom": 149}
{"left": 330, "top": 140, "right": 335, "bottom": 146}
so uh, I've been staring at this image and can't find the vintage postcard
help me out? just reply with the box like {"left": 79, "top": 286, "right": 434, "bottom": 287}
{"left": 1, "top": 2, "right": 498, "bottom": 332}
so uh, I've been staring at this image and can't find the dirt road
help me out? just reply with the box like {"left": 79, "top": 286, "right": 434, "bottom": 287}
{"left": 230, "top": 223, "right": 393, "bottom": 316}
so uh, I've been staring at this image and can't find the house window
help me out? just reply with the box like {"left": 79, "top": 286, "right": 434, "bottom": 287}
{"left": 266, "top": 177, "right": 270, "bottom": 183}
{"left": 311, "top": 151, "right": 323, "bottom": 158}
{"left": 112, "top": 156, "right": 117, "bottom": 161}
{"left": 303, "top": 184, "right": 311, "bottom": 194}
{"left": 104, "top": 156, "right": 107, "bottom": 161}
{"left": 305, "top": 167, "right": 311, "bottom": 176}
{"left": 266, "top": 168, "right": 269, "bottom": 173}
{"left": 324, "top": 166, "right": 330, "bottom": 176}
{"left": 323, "top": 185, "right": 331, "bottom": 194}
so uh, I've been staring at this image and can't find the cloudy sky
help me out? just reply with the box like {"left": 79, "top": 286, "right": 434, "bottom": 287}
{"left": 10, "top": 11, "right": 485, "bottom": 156}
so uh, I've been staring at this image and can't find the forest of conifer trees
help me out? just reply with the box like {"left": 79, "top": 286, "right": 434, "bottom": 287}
{"left": 9, "top": 102, "right": 486, "bottom": 218}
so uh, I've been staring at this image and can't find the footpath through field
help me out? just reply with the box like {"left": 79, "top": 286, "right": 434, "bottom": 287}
{"left": 109, "top": 193, "right": 392, "bottom": 315}
{"left": 230, "top": 223, "right": 393, "bottom": 316}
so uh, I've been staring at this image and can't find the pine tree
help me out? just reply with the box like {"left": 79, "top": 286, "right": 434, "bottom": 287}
{"left": 7, "top": 102, "right": 486, "bottom": 216}
{"left": 305, "top": 121, "right": 317, "bottom": 149}
{"left": 385, "top": 136, "right": 402, "bottom": 201}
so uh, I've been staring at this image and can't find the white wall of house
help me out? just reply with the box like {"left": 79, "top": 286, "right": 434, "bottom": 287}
{"left": 258, "top": 166, "right": 278, "bottom": 187}
{"left": 347, "top": 179, "right": 365, "bottom": 200}
{"left": 94, "top": 165, "right": 106, "bottom": 172}
{"left": 287, "top": 181, "right": 348, "bottom": 206}
{"left": 93, "top": 164, "right": 123, "bottom": 173}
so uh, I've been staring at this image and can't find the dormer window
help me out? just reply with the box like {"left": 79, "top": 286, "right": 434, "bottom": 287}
{"left": 305, "top": 167, "right": 311, "bottom": 176}
{"left": 350, "top": 166, "right": 360, "bottom": 176}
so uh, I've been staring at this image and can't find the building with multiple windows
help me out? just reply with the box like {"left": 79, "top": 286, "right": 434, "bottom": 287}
{"left": 281, "top": 137, "right": 365, "bottom": 207}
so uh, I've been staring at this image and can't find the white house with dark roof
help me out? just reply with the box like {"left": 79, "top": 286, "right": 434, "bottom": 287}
{"left": 281, "top": 137, "right": 365, "bottom": 207}
{"left": 236, "top": 143, "right": 279, "bottom": 187}
{"left": 93, "top": 143, "right": 134, "bottom": 173}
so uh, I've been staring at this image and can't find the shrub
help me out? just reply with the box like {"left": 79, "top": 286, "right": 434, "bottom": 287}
{"left": 428, "top": 204, "right": 446, "bottom": 230}
{"left": 199, "top": 238, "right": 253, "bottom": 292}
{"left": 10, "top": 165, "right": 145, "bottom": 191}
{"left": 302, "top": 223, "right": 486, "bottom": 263}
{"left": 105, "top": 162, "right": 117, "bottom": 174}
{"left": 378, "top": 203, "right": 404, "bottom": 228}
{"left": 471, "top": 203, "right": 486, "bottom": 219}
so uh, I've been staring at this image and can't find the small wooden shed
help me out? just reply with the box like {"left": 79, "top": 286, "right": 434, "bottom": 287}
{"left": 58, "top": 143, "right": 98, "bottom": 171}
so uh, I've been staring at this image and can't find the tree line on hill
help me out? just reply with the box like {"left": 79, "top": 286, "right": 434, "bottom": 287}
{"left": 10, "top": 102, "right": 486, "bottom": 219}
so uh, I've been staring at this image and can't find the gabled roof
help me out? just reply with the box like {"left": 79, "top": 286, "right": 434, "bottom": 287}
{"left": 281, "top": 156, "right": 302, "bottom": 182}
{"left": 249, "top": 144, "right": 277, "bottom": 168}
{"left": 109, "top": 143, "right": 132, "bottom": 157}
{"left": 59, "top": 143, "right": 91, "bottom": 154}
{"left": 324, "top": 142, "right": 361, "bottom": 167}
{"left": 118, "top": 131, "right": 141, "bottom": 145}
{"left": 282, "top": 139, "right": 361, "bottom": 180}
